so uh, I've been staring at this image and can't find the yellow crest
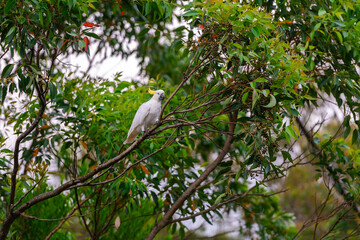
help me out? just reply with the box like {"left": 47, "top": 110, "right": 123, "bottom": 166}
{"left": 148, "top": 88, "right": 156, "bottom": 95}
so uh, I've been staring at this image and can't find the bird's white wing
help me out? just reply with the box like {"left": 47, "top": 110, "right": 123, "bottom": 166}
{"left": 129, "top": 101, "right": 151, "bottom": 133}
{"left": 124, "top": 101, "right": 151, "bottom": 143}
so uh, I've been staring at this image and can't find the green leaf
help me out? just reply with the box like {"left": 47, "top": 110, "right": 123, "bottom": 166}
{"left": 85, "top": 32, "right": 101, "bottom": 39}
{"left": 314, "top": 23, "right": 321, "bottom": 31}
{"left": 250, "top": 27, "right": 260, "bottom": 38}
{"left": 293, "top": 125, "right": 301, "bottom": 137}
{"left": 352, "top": 129, "right": 359, "bottom": 144}
{"left": 145, "top": 2, "right": 151, "bottom": 16}
{"left": 88, "top": 2, "right": 96, "bottom": 10}
{"left": 67, "top": 31, "right": 78, "bottom": 37}
{"left": 220, "top": 35, "right": 228, "bottom": 43}
{"left": 179, "top": 226, "right": 185, "bottom": 238}
{"left": 214, "top": 193, "right": 226, "bottom": 204}
{"left": 232, "top": 43, "right": 242, "bottom": 49}
{"left": 335, "top": 32, "right": 343, "bottom": 44}
{"left": 264, "top": 162, "right": 270, "bottom": 175}
{"left": 68, "top": 0, "right": 76, "bottom": 9}
{"left": 254, "top": 78, "right": 268, "bottom": 83}
{"left": 318, "top": 8, "right": 326, "bottom": 16}
{"left": 49, "top": 82, "right": 57, "bottom": 100}
{"left": 281, "top": 151, "right": 293, "bottom": 162}
{"left": 343, "top": 126, "right": 350, "bottom": 139}
{"left": 335, "top": 11, "right": 344, "bottom": 21}
{"left": 1, "top": 186, "right": 10, "bottom": 192}
{"left": 0, "top": 86, "right": 7, "bottom": 104}
{"left": 262, "top": 89, "right": 269, "bottom": 97}
{"left": 1, "top": 64, "right": 14, "bottom": 79}
{"left": 151, "top": 191, "right": 159, "bottom": 207}
{"left": 6, "top": 26, "right": 16, "bottom": 39}
{"left": 252, "top": 89, "right": 259, "bottom": 109}
{"left": 39, "top": 9, "right": 43, "bottom": 26}
{"left": 242, "top": 92, "right": 249, "bottom": 104}
{"left": 304, "top": 95, "right": 317, "bottom": 100}
{"left": 250, "top": 78, "right": 267, "bottom": 88}
{"left": 286, "top": 126, "right": 298, "bottom": 140}
{"left": 314, "top": 173, "right": 322, "bottom": 181}
{"left": 4, "top": 0, "right": 16, "bottom": 14}
{"left": 263, "top": 94, "right": 276, "bottom": 108}
{"left": 218, "top": 161, "right": 233, "bottom": 168}
{"left": 183, "top": 10, "right": 198, "bottom": 17}
{"left": 1, "top": 149, "right": 13, "bottom": 153}
{"left": 235, "top": 168, "right": 242, "bottom": 181}
{"left": 78, "top": 39, "right": 86, "bottom": 49}
{"left": 116, "top": 81, "right": 132, "bottom": 92}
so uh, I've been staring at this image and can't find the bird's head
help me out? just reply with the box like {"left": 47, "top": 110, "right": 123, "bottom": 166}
{"left": 148, "top": 89, "right": 165, "bottom": 101}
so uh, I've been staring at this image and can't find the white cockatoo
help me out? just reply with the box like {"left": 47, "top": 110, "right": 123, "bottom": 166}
{"left": 124, "top": 89, "right": 165, "bottom": 144}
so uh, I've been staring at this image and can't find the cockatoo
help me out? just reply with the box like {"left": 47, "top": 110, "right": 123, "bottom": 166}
{"left": 124, "top": 89, "right": 165, "bottom": 144}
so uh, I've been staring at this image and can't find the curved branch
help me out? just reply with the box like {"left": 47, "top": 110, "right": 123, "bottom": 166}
{"left": 0, "top": 114, "right": 168, "bottom": 240}
{"left": 10, "top": 80, "right": 46, "bottom": 208}
{"left": 145, "top": 110, "right": 238, "bottom": 240}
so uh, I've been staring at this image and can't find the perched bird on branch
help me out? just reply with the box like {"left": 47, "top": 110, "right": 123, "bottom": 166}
{"left": 124, "top": 89, "right": 165, "bottom": 144}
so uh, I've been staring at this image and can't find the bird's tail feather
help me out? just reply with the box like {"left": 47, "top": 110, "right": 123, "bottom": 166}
{"left": 124, "top": 129, "right": 140, "bottom": 144}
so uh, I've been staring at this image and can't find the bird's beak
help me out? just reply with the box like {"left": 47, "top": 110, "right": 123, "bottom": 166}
{"left": 159, "top": 93, "right": 165, "bottom": 100}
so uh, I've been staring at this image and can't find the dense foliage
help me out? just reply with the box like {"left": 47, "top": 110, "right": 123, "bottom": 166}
{"left": 1, "top": 0, "right": 360, "bottom": 239}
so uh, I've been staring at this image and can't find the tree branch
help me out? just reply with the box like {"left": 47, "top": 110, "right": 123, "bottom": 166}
{"left": 9, "top": 80, "right": 47, "bottom": 209}
{"left": 170, "top": 189, "right": 287, "bottom": 224}
{"left": 44, "top": 194, "right": 93, "bottom": 240}
{"left": 145, "top": 110, "right": 238, "bottom": 240}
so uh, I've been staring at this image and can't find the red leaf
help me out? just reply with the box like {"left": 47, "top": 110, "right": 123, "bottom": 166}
{"left": 80, "top": 141, "right": 89, "bottom": 150}
{"left": 128, "top": 189, "right": 132, "bottom": 196}
{"left": 140, "top": 164, "right": 149, "bottom": 175}
{"left": 83, "top": 37, "right": 89, "bottom": 51}
{"left": 39, "top": 125, "right": 50, "bottom": 130}
{"left": 279, "top": 21, "right": 293, "bottom": 25}
{"left": 32, "top": 148, "right": 39, "bottom": 157}
{"left": 83, "top": 37, "right": 89, "bottom": 45}
{"left": 198, "top": 24, "right": 204, "bottom": 29}
{"left": 83, "top": 22, "right": 100, "bottom": 27}
{"left": 192, "top": 199, "right": 196, "bottom": 211}
{"left": 121, "top": 11, "right": 125, "bottom": 16}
